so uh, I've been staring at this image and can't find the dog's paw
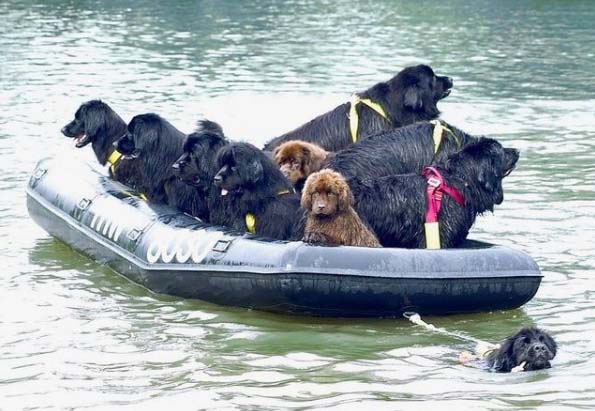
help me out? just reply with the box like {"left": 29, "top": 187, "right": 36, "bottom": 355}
{"left": 303, "top": 232, "right": 329, "bottom": 245}
{"left": 459, "top": 351, "right": 477, "bottom": 364}
{"left": 511, "top": 361, "right": 527, "bottom": 373}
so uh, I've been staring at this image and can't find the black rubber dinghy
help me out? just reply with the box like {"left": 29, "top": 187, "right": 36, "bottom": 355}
{"left": 26, "top": 157, "right": 542, "bottom": 317}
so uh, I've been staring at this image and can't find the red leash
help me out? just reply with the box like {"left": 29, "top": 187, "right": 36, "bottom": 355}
{"left": 422, "top": 166, "right": 465, "bottom": 249}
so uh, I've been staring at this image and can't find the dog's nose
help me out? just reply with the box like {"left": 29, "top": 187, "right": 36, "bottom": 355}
{"left": 214, "top": 175, "right": 223, "bottom": 184}
{"left": 316, "top": 203, "right": 326, "bottom": 210}
{"left": 112, "top": 141, "right": 119, "bottom": 149}
{"left": 446, "top": 77, "right": 454, "bottom": 88}
{"left": 172, "top": 162, "right": 180, "bottom": 171}
{"left": 61, "top": 127, "right": 67, "bottom": 134}
{"left": 533, "top": 343, "right": 546, "bottom": 353}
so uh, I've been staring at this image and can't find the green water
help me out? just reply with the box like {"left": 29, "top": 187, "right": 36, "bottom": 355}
{"left": 1, "top": 1, "right": 594, "bottom": 409}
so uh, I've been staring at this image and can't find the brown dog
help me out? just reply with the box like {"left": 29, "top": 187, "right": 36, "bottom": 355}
{"left": 301, "top": 169, "right": 381, "bottom": 248}
{"left": 274, "top": 140, "right": 329, "bottom": 191}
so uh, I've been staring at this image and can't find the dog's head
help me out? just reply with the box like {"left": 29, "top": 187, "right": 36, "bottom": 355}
{"left": 447, "top": 138, "right": 519, "bottom": 211}
{"left": 61, "top": 100, "right": 123, "bottom": 149}
{"left": 214, "top": 142, "right": 268, "bottom": 196}
{"left": 273, "top": 140, "right": 329, "bottom": 185}
{"left": 114, "top": 113, "right": 183, "bottom": 186}
{"left": 491, "top": 327, "right": 557, "bottom": 372}
{"left": 172, "top": 121, "right": 226, "bottom": 189}
{"left": 114, "top": 113, "right": 164, "bottom": 160}
{"left": 388, "top": 65, "right": 453, "bottom": 115}
{"left": 301, "top": 169, "right": 353, "bottom": 217}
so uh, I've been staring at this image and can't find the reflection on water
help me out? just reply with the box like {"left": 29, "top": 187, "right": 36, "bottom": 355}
{"left": 1, "top": 0, "right": 594, "bottom": 409}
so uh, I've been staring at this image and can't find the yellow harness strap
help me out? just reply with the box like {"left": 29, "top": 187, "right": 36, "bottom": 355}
{"left": 107, "top": 150, "right": 123, "bottom": 175}
{"left": 108, "top": 150, "right": 148, "bottom": 201}
{"left": 424, "top": 222, "right": 441, "bottom": 250}
{"left": 349, "top": 95, "right": 388, "bottom": 143}
{"left": 429, "top": 120, "right": 461, "bottom": 154}
{"left": 244, "top": 189, "right": 293, "bottom": 234}
{"left": 245, "top": 213, "right": 256, "bottom": 234}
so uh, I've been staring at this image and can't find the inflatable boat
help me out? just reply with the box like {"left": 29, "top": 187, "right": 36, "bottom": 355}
{"left": 26, "top": 157, "right": 542, "bottom": 317}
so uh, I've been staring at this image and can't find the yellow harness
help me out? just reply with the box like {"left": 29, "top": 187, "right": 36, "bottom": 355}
{"left": 429, "top": 120, "right": 461, "bottom": 154}
{"left": 349, "top": 95, "right": 389, "bottom": 143}
{"left": 424, "top": 121, "right": 463, "bottom": 249}
{"left": 107, "top": 149, "right": 148, "bottom": 201}
{"left": 107, "top": 150, "right": 123, "bottom": 176}
{"left": 244, "top": 189, "right": 293, "bottom": 234}
{"left": 245, "top": 213, "right": 257, "bottom": 234}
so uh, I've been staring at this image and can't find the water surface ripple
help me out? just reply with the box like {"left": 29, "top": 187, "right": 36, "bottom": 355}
{"left": 1, "top": 1, "right": 594, "bottom": 409}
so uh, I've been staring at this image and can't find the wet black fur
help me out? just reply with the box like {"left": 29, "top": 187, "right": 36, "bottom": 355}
{"left": 172, "top": 120, "right": 232, "bottom": 225}
{"left": 347, "top": 138, "right": 519, "bottom": 247}
{"left": 114, "top": 113, "right": 208, "bottom": 220}
{"left": 326, "top": 121, "right": 480, "bottom": 182}
{"left": 263, "top": 65, "right": 453, "bottom": 152}
{"left": 214, "top": 142, "right": 301, "bottom": 240}
{"left": 487, "top": 327, "right": 557, "bottom": 372}
{"left": 61, "top": 100, "right": 140, "bottom": 187}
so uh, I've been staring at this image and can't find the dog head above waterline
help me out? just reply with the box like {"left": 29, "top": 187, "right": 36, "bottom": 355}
{"left": 488, "top": 327, "right": 557, "bottom": 372}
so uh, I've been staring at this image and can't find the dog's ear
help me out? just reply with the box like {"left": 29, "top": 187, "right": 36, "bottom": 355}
{"left": 84, "top": 105, "right": 105, "bottom": 140}
{"left": 403, "top": 85, "right": 423, "bottom": 110}
{"left": 243, "top": 159, "right": 264, "bottom": 185}
{"left": 300, "top": 144, "right": 312, "bottom": 159}
{"left": 540, "top": 330, "right": 557, "bottom": 359}
{"left": 478, "top": 166, "right": 498, "bottom": 193}
{"left": 133, "top": 119, "right": 160, "bottom": 151}
{"left": 489, "top": 335, "right": 517, "bottom": 372}
{"left": 301, "top": 175, "right": 315, "bottom": 211}
{"left": 299, "top": 144, "right": 313, "bottom": 173}
{"left": 336, "top": 183, "right": 354, "bottom": 212}
{"left": 272, "top": 145, "right": 281, "bottom": 161}
{"left": 300, "top": 190, "right": 313, "bottom": 211}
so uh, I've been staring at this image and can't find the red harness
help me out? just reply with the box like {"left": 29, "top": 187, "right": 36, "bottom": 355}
{"left": 421, "top": 167, "right": 465, "bottom": 248}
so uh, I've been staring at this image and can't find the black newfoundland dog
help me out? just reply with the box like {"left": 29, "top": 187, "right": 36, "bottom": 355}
{"left": 61, "top": 100, "right": 140, "bottom": 187}
{"left": 273, "top": 121, "right": 483, "bottom": 191}
{"left": 213, "top": 142, "right": 301, "bottom": 240}
{"left": 172, "top": 120, "right": 232, "bottom": 225}
{"left": 263, "top": 65, "right": 453, "bottom": 152}
{"left": 486, "top": 327, "right": 557, "bottom": 372}
{"left": 114, "top": 113, "right": 208, "bottom": 220}
{"left": 348, "top": 138, "right": 519, "bottom": 248}
{"left": 327, "top": 121, "right": 479, "bottom": 181}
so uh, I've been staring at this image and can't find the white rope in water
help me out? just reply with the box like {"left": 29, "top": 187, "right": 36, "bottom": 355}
{"left": 403, "top": 311, "right": 498, "bottom": 349}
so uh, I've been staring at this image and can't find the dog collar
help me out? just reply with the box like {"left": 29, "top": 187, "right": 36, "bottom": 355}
{"left": 422, "top": 166, "right": 465, "bottom": 249}
{"left": 349, "top": 95, "right": 388, "bottom": 143}
{"left": 243, "top": 189, "right": 293, "bottom": 235}
{"left": 107, "top": 149, "right": 123, "bottom": 175}
{"left": 106, "top": 149, "right": 148, "bottom": 201}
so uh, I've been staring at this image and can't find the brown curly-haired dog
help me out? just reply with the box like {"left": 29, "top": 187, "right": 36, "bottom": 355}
{"left": 301, "top": 169, "right": 381, "bottom": 248}
{"left": 273, "top": 140, "right": 329, "bottom": 191}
